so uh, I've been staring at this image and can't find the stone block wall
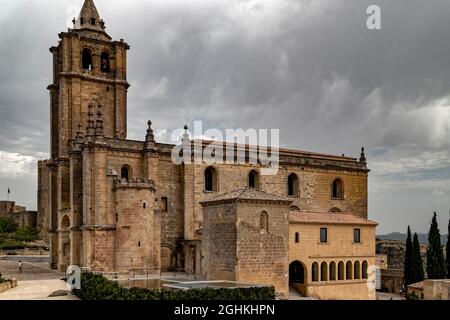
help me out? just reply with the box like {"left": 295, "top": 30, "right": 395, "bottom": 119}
{"left": 202, "top": 204, "right": 237, "bottom": 281}
{"left": 289, "top": 223, "right": 377, "bottom": 300}
{"left": 235, "top": 203, "right": 289, "bottom": 298}
{"left": 115, "top": 186, "right": 160, "bottom": 273}
{"left": 184, "top": 162, "right": 368, "bottom": 240}
{"left": 37, "top": 160, "right": 50, "bottom": 237}
{"left": 202, "top": 200, "right": 290, "bottom": 297}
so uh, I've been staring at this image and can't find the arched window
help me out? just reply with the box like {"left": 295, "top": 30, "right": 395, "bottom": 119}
{"left": 354, "top": 261, "right": 361, "bottom": 279}
{"left": 338, "top": 261, "right": 344, "bottom": 280}
{"left": 346, "top": 261, "right": 353, "bottom": 280}
{"left": 80, "top": 17, "right": 85, "bottom": 25}
{"left": 321, "top": 262, "right": 328, "bottom": 281}
{"left": 204, "top": 166, "right": 217, "bottom": 192}
{"left": 290, "top": 205, "right": 300, "bottom": 211}
{"left": 248, "top": 170, "right": 260, "bottom": 190}
{"left": 288, "top": 173, "right": 299, "bottom": 197}
{"left": 121, "top": 166, "right": 131, "bottom": 181}
{"left": 91, "top": 18, "right": 96, "bottom": 25}
{"left": 362, "top": 261, "right": 368, "bottom": 279}
{"left": 294, "top": 232, "right": 300, "bottom": 243}
{"left": 260, "top": 211, "right": 269, "bottom": 233}
{"left": 312, "top": 262, "right": 319, "bottom": 282}
{"left": 329, "top": 207, "right": 341, "bottom": 213}
{"left": 101, "top": 52, "right": 110, "bottom": 73}
{"left": 329, "top": 261, "right": 336, "bottom": 281}
{"left": 82, "top": 48, "right": 93, "bottom": 70}
{"left": 332, "top": 178, "right": 344, "bottom": 199}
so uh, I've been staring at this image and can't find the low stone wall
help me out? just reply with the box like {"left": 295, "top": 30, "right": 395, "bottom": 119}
{"left": 0, "top": 248, "right": 49, "bottom": 256}
{"left": 0, "top": 279, "right": 18, "bottom": 293}
{"left": 308, "top": 280, "right": 376, "bottom": 300}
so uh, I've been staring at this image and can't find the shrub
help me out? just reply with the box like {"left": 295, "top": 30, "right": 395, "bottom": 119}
{"left": 0, "top": 217, "right": 18, "bottom": 233}
{"left": 405, "top": 293, "right": 419, "bottom": 300}
{"left": 73, "top": 272, "right": 275, "bottom": 300}
{"left": 0, "top": 239, "right": 27, "bottom": 250}
{"left": 15, "top": 227, "right": 39, "bottom": 242}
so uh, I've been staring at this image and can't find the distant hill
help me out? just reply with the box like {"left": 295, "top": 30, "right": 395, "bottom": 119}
{"left": 377, "top": 232, "right": 448, "bottom": 244}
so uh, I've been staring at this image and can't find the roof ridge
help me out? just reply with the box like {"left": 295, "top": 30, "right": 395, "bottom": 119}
{"left": 235, "top": 187, "right": 249, "bottom": 199}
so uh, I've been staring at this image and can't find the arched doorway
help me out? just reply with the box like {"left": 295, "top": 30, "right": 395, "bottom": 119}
{"left": 289, "top": 261, "right": 307, "bottom": 296}
{"left": 161, "top": 244, "right": 175, "bottom": 272}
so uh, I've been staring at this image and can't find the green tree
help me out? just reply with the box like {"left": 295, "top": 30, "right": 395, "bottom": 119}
{"left": 426, "top": 212, "right": 447, "bottom": 279}
{"left": 15, "top": 227, "right": 39, "bottom": 242}
{"left": 411, "top": 233, "right": 424, "bottom": 283}
{"left": 446, "top": 216, "right": 450, "bottom": 278}
{"left": 0, "top": 217, "right": 18, "bottom": 233}
{"left": 404, "top": 226, "right": 413, "bottom": 285}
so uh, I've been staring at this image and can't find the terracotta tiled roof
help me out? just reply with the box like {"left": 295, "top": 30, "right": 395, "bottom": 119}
{"left": 289, "top": 211, "right": 378, "bottom": 226}
{"left": 200, "top": 187, "right": 292, "bottom": 206}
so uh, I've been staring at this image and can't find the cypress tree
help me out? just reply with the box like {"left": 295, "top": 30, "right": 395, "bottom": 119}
{"left": 426, "top": 212, "right": 447, "bottom": 279}
{"left": 446, "top": 216, "right": 450, "bottom": 278}
{"left": 411, "top": 233, "right": 424, "bottom": 283}
{"left": 404, "top": 226, "right": 413, "bottom": 285}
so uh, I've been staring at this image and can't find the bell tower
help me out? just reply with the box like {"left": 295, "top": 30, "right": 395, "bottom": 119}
{"left": 48, "top": 0, "right": 129, "bottom": 161}
{"left": 46, "top": 0, "right": 130, "bottom": 269}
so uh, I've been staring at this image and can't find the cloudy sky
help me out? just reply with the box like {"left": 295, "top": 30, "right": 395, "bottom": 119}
{"left": 1, "top": 0, "right": 450, "bottom": 234}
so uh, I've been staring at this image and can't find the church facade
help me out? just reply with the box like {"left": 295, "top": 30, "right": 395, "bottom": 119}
{"left": 38, "top": 0, "right": 378, "bottom": 299}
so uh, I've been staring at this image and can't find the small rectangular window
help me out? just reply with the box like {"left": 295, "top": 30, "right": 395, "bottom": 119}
{"left": 295, "top": 232, "right": 300, "bottom": 243}
{"left": 354, "top": 228, "right": 361, "bottom": 243}
{"left": 320, "top": 228, "right": 328, "bottom": 243}
{"left": 160, "top": 197, "right": 168, "bottom": 212}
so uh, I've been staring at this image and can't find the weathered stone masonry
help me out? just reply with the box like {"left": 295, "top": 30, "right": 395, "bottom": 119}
{"left": 37, "top": 1, "right": 378, "bottom": 300}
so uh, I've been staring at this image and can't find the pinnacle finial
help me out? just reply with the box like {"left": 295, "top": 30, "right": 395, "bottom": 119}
{"left": 359, "top": 146, "right": 366, "bottom": 163}
{"left": 75, "top": 123, "right": 85, "bottom": 143}
{"left": 145, "top": 120, "right": 155, "bottom": 143}
{"left": 182, "top": 124, "right": 190, "bottom": 143}
{"left": 95, "top": 105, "right": 104, "bottom": 136}
{"left": 86, "top": 104, "right": 95, "bottom": 136}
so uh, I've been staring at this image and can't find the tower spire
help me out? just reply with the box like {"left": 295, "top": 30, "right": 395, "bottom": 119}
{"left": 74, "top": 0, "right": 106, "bottom": 32}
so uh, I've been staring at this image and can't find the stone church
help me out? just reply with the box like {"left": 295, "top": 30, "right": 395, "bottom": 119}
{"left": 38, "top": 0, "right": 378, "bottom": 299}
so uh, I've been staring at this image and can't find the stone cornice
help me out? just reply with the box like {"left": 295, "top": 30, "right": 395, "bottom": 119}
{"left": 81, "top": 224, "right": 117, "bottom": 231}
{"left": 58, "top": 72, "right": 130, "bottom": 88}
{"left": 201, "top": 198, "right": 293, "bottom": 207}
{"left": 289, "top": 221, "right": 377, "bottom": 227}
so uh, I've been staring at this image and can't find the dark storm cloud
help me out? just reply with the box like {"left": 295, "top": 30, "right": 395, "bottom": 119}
{"left": 0, "top": 0, "right": 449, "bottom": 232}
